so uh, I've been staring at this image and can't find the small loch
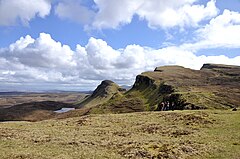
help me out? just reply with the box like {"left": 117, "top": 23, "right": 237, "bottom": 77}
{"left": 54, "top": 108, "right": 75, "bottom": 113}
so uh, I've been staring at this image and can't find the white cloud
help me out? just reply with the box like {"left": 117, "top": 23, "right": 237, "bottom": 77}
{"left": 182, "top": 9, "right": 240, "bottom": 51}
{"left": 115, "top": 45, "right": 146, "bottom": 69}
{"left": 85, "top": 37, "right": 120, "bottom": 69}
{"left": 0, "top": 33, "right": 239, "bottom": 91}
{"left": 0, "top": 0, "right": 219, "bottom": 30}
{"left": 90, "top": 0, "right": 218, "bottom": 29}
{"left": 54, "top": 0, "right": 218, "bottom": 30}
{"left": 137, "top": 0, "right": 218, "bottom": 29}
{"left": 6, "top": 33, "right": 76, "bottom": 69}
{"left": 55, "top": 0, "right": 95, "bottom": 24}
{"left": 0, "top": 0, "right": 51, "bottom": 26}
{"left": 0, "top": 0, "right": 218, "bottom": 30}
{"left": 92, "top": 0, "right": 141, "bottom": 29}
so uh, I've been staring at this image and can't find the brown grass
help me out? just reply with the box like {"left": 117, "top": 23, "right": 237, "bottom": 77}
{"left": 0, "top": 110, "right": 239, "bottom": 159}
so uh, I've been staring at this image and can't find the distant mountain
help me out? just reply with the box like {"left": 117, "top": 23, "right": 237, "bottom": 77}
{"left": 0, "top": 90, "right": 92, "bottom": 96}
{"left": 0, "top": 92, "right": 27, "bottom": 96}
{"left": 42, "top": 90, "right": 93, "bottom": 94}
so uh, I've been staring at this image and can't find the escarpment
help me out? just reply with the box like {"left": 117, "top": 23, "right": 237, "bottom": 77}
{"left": 90, "top": 64, "right": 240, "bottom": 113}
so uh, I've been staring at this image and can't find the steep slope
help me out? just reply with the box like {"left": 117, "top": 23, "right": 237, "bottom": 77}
{"left": 77, "top": 80, "right": 126, "bottom": 108}
{"left": 94, "top": 64, "right": 240, "bottom": 113}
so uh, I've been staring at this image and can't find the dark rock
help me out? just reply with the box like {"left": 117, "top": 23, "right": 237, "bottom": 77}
{"left": 133, "top": 75, "right": 156, "bottom": 88}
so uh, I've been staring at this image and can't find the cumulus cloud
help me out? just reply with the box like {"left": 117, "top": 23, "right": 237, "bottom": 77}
{"left": 91, "top": 0, "right": 218, "bottom": 29}
{"left": 182, "top": 9, "right": 240, "bottom": 51}
{"left": 0, "top": 33, "right": 79, "bottom": 91}
{"left": 52, "top": 0, "right": 219, "bottom": 30}
{"left": 55, "top": 0, "right": 95, "bottom": 24}
{"left": 5, "top": 33, "right": 76, "bottom": 69}
{"left": 85, "top": 37, "right": 120, "bottom": 69}
{"left": 0, "top": 0, "right": 219, "bottom": 30}
{"left": 0, "top": 0, "right": 51, "bottom": 26}
{"left": 0, "top": 33, "right": 239, "bottom": 90}
{"left": 137, "top": 0, "right": 218, "bottom": 29}
{"left": 91, "top": 0, "right": 141, "bottom": 29}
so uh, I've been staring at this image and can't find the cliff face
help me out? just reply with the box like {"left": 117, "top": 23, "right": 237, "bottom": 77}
{"left": 129, "top": 64, "right": 240, "bottom": 110}
{"left": 133, "top": 75, "right": 156, "bottom": 88}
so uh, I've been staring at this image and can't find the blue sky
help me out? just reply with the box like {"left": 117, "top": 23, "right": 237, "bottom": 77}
{"left": 0, "top": 0, "right": 240, "bottom": 91}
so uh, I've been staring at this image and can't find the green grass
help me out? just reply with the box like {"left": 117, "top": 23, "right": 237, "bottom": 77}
{"left": 0, "top": 110, "right": 239, "bottom": 158}
{"left": 200, "top": 110, "right": 240, "bottom": 158}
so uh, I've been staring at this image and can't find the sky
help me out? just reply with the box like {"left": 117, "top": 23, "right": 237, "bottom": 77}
{"left": 0, "top": 0, "right": 240, "bottom": 91}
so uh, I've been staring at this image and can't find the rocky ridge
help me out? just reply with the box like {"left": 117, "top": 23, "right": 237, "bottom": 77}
{"left": 90, "top": 63, "right": 240, "bottom": 113}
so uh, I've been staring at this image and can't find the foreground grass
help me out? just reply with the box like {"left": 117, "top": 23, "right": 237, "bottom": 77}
{"left": 0, "top": 110, "right": 239, "bottom": 159}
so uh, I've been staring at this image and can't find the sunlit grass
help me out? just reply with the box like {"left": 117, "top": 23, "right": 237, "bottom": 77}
{"left": 0, "top": 110, "right": 239, "bottom": 158}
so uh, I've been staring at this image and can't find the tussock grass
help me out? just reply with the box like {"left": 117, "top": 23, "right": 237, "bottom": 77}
{"left": 0, "top": 110, "right": 239, "bottom": 158}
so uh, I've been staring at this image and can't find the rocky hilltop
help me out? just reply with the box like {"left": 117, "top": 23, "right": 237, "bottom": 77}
{"left": 78, "top": 80, "right": 126, "bottom": 108}
{"left": 90, "top": 63, "right": 240, "bottom": 113}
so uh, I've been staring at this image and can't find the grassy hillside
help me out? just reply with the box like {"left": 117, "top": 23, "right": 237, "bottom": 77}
{"left": 95, "top": 64, "right": 240, "bottom": 113}
{"left": 77, "top": 80, "right": 126, "bottom": 109}
{"left": 0, "top": 110, "right": 239, "bottom": 158}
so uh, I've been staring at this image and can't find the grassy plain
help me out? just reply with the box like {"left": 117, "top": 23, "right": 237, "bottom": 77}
{"left": 0, "top": 109, "right": 239, "bottom": 159}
